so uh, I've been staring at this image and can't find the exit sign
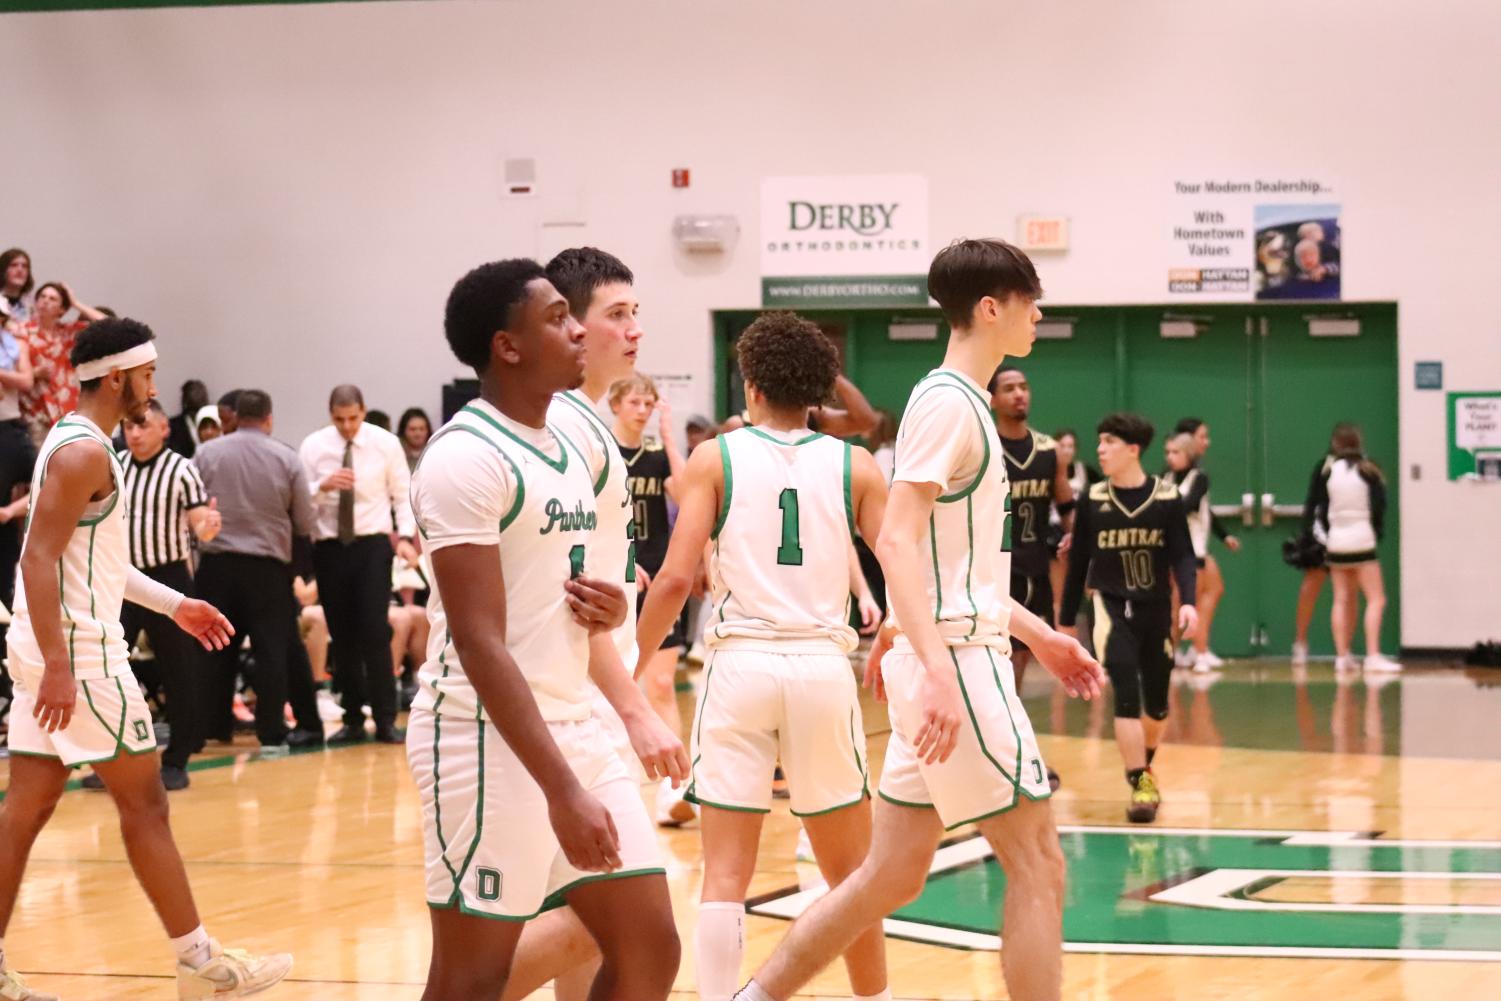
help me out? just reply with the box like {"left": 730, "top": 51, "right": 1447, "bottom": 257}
{"left": 1017, "top": 215, "right": 1070, "bottom": 252}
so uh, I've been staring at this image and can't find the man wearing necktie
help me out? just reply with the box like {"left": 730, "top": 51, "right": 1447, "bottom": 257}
{"left": 299, "top": 384, "right": 419, "bottom": 744}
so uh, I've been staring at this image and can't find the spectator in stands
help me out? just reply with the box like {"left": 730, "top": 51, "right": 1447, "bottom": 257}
{"left": 193, "top": 389, "right": 323, "bottom": 749}
{"left": 0, "top": 317, "right": 34, "bottom": 611}
{"left": 0, "top": 249, "right": 34, "bottom": 325}
{"left": 365, "top": 409, "right": 391, "bottom": 432}
{"left": 195, "top": 405, "right": 223, "bottom": 443}
{"left": 167, "top": 379, "right": 210, "bottom": 458}
{"left": 396, "top": 407, "right": 431, "bottom": 470}
{"left": 216, "top": 389, "right": 243, "bottom": 435}
{"left": 20, "top": 282, "right": 106, "bottom": 446}
{"left": 684, "top": 413, "right": 715, "bottom": 452}
{"left": 298, "top": 384, "right": 417, "bottom": 744}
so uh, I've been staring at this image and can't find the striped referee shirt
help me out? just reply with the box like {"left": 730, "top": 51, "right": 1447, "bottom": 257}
{"left": 117, "top": 445, "right": 208, "bottom": 569}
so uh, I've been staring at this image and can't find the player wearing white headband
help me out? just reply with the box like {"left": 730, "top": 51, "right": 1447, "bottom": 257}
{"left": 0, "top": 318, "right": 294, "bottom": 1001}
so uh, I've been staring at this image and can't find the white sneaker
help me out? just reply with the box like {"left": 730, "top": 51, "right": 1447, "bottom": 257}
{"left": 685, "top": 642, "right": 706, "bottom": 666}
{"left": 177, "top": 939, "right": 292, "bottom": 999}
{"left": 795, "top": 827, "right": 816, "bottom": 863}
{"left": 1291, "top": 642, "right": 1309, "bottom": 665}
{"left": 1173, "top": 645, "right": 1195, "bottom": 669}
{"left": 1194, "top": 650, "right": 1225, "bottom": 671}
{"left": 1364, "top": 654, "right": 1402, "bottom": 673}
{"left": 315, "top": 690, "right": 343, "bottom": 723}
{"left": 0, "top": 968, "right": 59, "bottom": 1001}
{"left": 1334, "top": 654, "right": 1359, "bottom": 673}
{"left": 655, "top": 777, "right": 697, "bottom": 828}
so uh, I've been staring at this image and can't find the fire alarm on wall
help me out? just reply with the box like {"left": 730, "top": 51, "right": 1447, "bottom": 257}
{"left": 672, "top": 168, "right": 690, "bottom": 188}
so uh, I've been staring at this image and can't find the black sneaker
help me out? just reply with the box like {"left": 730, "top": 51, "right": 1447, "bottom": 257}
{"left": 286, "top": 728, "right": 326, "bottom": 749}
{"left": 161, "top": 766, "right": 190, "bottom": 791}
{"left": 80, "top": 770, "right": 106, "bottom": 791}
{"left": 373, "top": 725, "right": 406, "bottom": 745}
{"left": 327, "top": 725, "right": 368, "bottom": 745}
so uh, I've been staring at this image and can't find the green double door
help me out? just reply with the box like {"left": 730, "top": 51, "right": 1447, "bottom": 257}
{"left": 713, "top": 302, "right": 1398, "bottom": 656}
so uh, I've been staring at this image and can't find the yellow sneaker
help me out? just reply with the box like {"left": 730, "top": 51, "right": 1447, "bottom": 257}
{"left": 1127, "top": 771, "right": 1161, "bottom": 824}
{"left": 0, "top": 968, "right": 59, "bottom": 1001}
{"left": 176, "top": 940, "right": 292, "bottom": 999}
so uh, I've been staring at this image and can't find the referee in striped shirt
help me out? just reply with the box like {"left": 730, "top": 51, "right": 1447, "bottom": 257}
{"left": 114, "top": 399, "right": 222, "bottom": 790}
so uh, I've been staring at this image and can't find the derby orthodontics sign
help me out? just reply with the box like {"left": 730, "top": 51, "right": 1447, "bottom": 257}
{"left": 760, "top": 174, "right": 930, "bottom": 307}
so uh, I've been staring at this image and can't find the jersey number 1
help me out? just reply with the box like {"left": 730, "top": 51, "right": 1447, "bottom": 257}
{"left": 776, "top": 488, "right": 803, "bottom": 566}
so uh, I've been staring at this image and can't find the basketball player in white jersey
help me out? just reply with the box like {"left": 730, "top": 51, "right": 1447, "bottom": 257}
{"left": 497, "top": 248, "right": 688, "bottom": 1001}
{"left": 0, "top": 318, "right": 290, "bottom": 1000}
{"left": 407, "top": 260, "right": 678, "bottom": 1001}
{"left": 634, "top": 312, "right": 890, "bottom": 1001}
{"left": 735, "top": 241, "right": 1105, "bottom": 1001}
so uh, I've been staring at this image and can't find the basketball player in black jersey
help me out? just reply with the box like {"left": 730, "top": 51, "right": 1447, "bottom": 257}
{"left": 989, "top": 364, "right": 1073, "bottom": 790}
{"left": 1059, "top": 413, "right": 1197, "bottom": 823}
{"left": 609, "top": 373, "right": 695, "bottom": 827}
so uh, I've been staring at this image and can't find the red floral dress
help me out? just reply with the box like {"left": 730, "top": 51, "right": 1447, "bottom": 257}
{"left": 20, "top": 320, "right": 85, "bottom": 436}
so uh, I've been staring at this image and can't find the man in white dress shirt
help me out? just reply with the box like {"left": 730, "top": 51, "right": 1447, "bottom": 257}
{"left": 299, "top": 384, "right": 418, "bottom": 744}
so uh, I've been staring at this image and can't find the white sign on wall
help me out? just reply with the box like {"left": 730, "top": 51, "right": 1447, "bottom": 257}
{"left": 760, "top": 174, "right": 929, "bottom": 307}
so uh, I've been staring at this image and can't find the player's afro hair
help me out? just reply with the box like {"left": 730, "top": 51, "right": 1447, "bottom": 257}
{"left": 736, "top": 312, "right": 838, "bottom": 411}
{"left": 444, "top": 259, "right": 547, "bottom": 372}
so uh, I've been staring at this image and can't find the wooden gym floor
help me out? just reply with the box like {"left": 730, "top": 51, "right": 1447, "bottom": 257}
{"left": 2, "top": 658, "right": 1499, "bottom": 1000}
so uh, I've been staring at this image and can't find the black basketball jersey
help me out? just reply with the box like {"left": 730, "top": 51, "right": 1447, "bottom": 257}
{"left": 1059, "top": 476, "right": 1196, "bottom": 625}
{"left": 999, "top": 429, "right": 1059, "bottom": 578}
{"left": 622, "top": 439, "right": 673, "bottom": 574}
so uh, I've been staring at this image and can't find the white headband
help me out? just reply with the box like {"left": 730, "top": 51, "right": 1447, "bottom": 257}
{"left": 76, "top": 342, "right": 158, "bottom": 382}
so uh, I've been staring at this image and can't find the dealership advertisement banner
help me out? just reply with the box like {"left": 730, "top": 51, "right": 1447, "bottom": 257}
{"left": 761, "top": 174, "right": 929, "bottom": 307}
{"left": 1166, "top": 177, "right": 1341, "bottom": 301}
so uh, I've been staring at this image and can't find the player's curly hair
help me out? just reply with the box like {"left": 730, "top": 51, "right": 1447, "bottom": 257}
{"left": 72, "top": 317, "right": 155, "bottom": 389}
{"left": 444, "top": 258, "right": 547, "bottom": 373}
{"left": 736, "top": 312, "right": 838, "bottom": 411}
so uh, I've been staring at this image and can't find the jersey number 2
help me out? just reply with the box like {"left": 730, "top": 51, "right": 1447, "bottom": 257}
{"left": 776, "top": 488, "right": 803, "bottom": 566}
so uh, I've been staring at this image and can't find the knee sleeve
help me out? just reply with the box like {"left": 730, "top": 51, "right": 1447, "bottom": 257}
{"left": 1105, "top": 658, "right": 1142, "bottom": 718}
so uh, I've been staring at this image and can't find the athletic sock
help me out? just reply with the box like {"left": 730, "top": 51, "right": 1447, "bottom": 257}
{"left": 853, "top": 990, "right": 893, "bottom": 1001}
{"left": 732, "top": 981, "right": 776, "bottom": 1001}
{"left": 1145, "top": 746, "right": 1158, "bottom": 767}
{"left": 1126, "top": 767, "right": 1147, "bottom": 788}
{"left": 170, "top": 925, "right": 213, "bottom": 969}
{"left": 697, "top": 901, "right": 746, "bottom": 1001}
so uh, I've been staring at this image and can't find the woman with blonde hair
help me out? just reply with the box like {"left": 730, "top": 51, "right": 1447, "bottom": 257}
{"left": 1302, "top": 422, "right": 1398, "bottom": 672}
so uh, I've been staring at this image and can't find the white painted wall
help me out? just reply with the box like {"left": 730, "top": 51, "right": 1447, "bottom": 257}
{"left": 0, "top": 0, "right": 1496, "bottom": 646}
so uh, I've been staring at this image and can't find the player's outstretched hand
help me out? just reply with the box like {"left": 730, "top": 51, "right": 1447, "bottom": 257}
{"left": 548, "top": 786, "right": 622, "bottom": 874}
{"left": 626, "top": 711, "right": 690, "bottom": 786}
{"left": 565, "top": 577, "right": 629, "bottom": 633}
{"left": 1178, "top": 604, "right": 1200, "bottom": 641}
{"left": 175, "top": 598, "right": 236, "bottom": 651}
{"left": 914, "top": 665, "right": 963, "bottom": 764}
{"left": 34, "top": 665, "right": 77, "bottom": 733}
{"left": 1037, "top": 630, "right": 1106, "bottom": 701}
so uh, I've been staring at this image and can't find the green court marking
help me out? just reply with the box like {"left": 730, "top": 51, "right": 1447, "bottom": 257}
{"left": 749, "top": 826, "right": 1501, "bottom": 961}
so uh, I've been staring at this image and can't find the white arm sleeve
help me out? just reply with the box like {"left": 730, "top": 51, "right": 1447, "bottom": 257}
{"left": 125, "top": 566, "right": 186, "bottom": 617}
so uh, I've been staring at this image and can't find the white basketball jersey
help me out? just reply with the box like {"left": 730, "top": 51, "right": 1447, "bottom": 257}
{"left": 704, "top": 426, "right": 858, "bottom": 652}
{"left": 891, "top": 369, "right": 1012, "bottom": 649}
{"left": 548, "top": 389, "right": 637, "bottom": 672}
{"left": 413, "top": 402, "right": 599, "bottom": 722}
{"left": 9, "top": 414, "right": 132, "bottom": 681}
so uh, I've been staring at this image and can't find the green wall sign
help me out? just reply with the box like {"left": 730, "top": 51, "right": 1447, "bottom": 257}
{"left": 761, "top": 275, "right": 928, "bottom": 308}
{"left": 1447, "top": 391, "right": 1501, "bottom": 480}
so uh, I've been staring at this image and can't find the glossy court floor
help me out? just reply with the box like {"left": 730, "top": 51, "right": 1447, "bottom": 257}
{"left": 2, "top": 659, "right": 1499, "bottom": 1000}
